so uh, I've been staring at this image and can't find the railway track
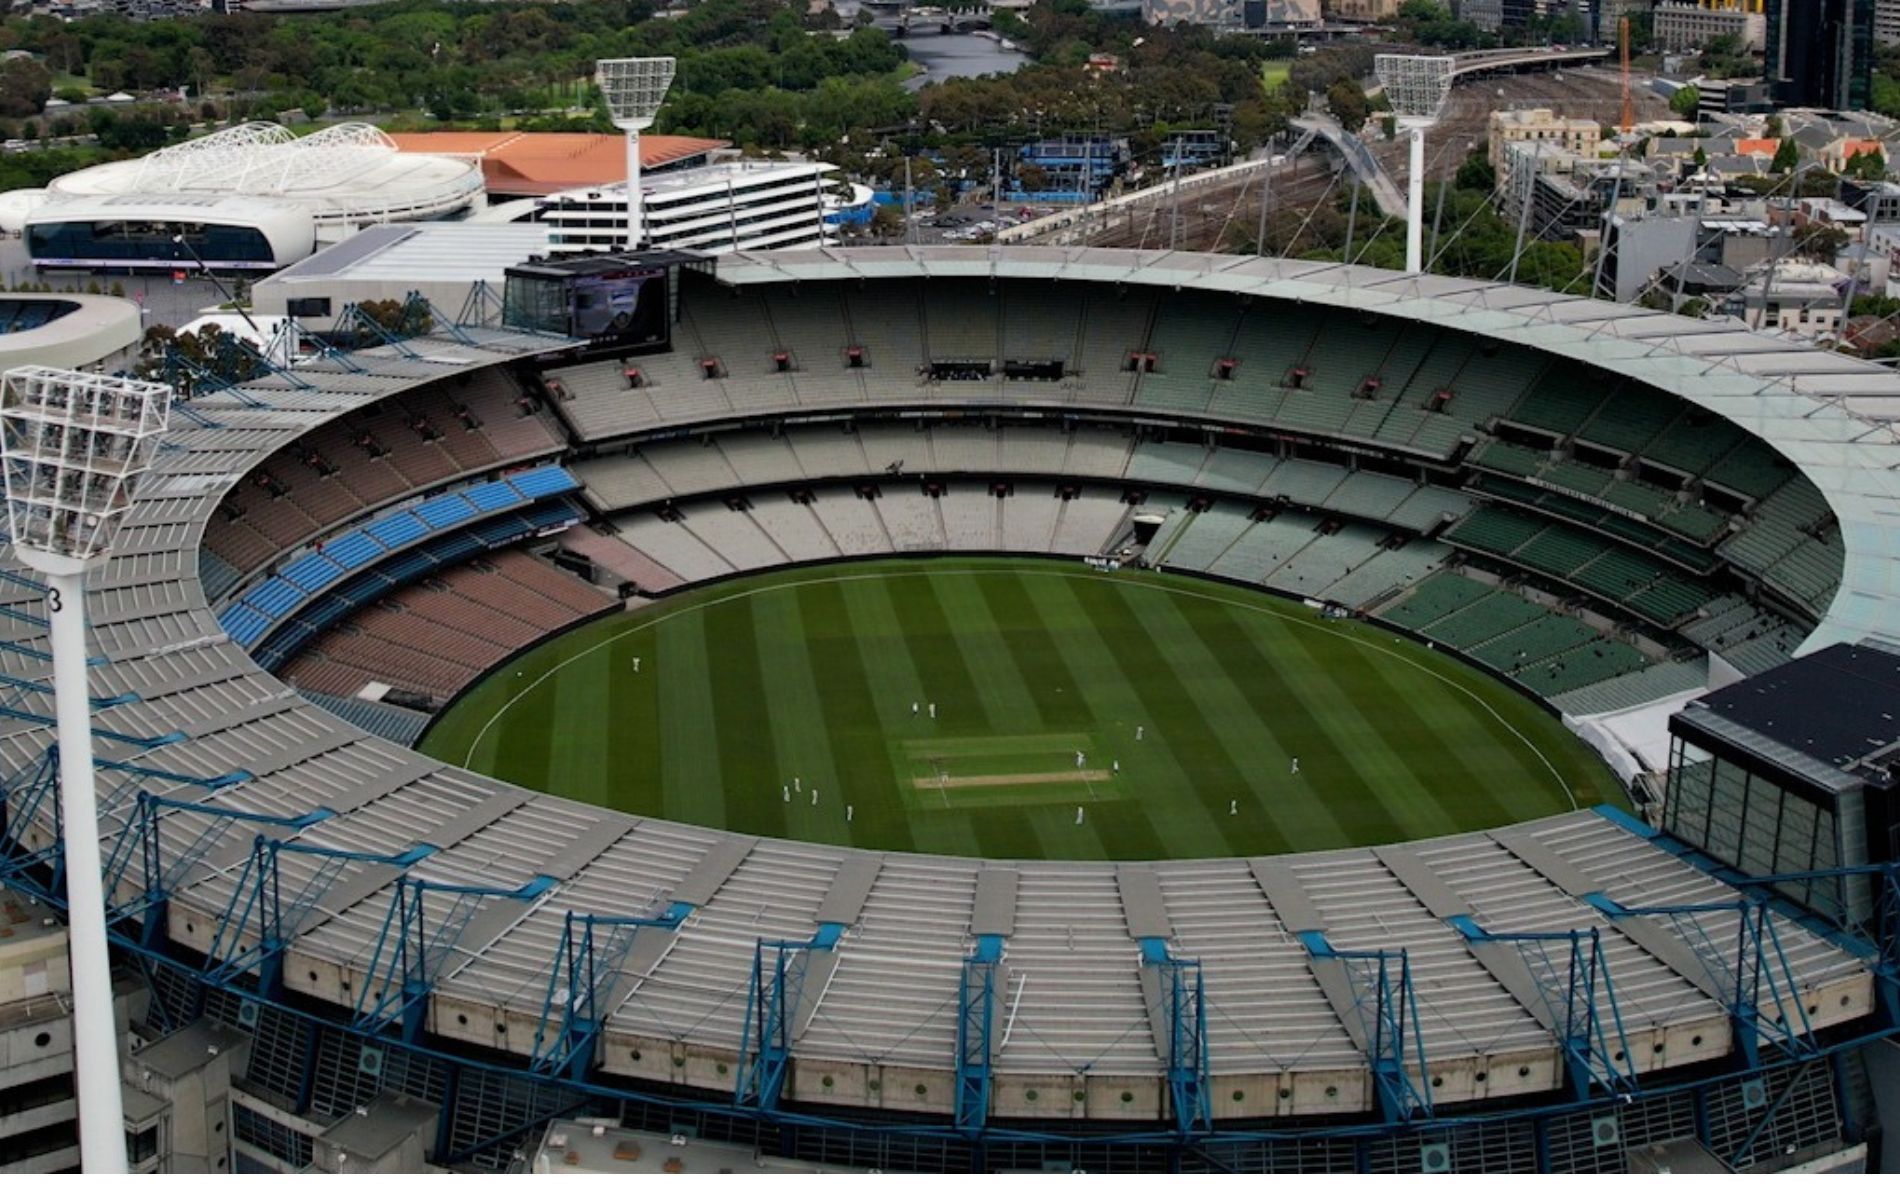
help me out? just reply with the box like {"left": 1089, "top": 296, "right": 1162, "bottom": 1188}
{"left": 1064, "top": 67, "right": 1671, "bottom": 254}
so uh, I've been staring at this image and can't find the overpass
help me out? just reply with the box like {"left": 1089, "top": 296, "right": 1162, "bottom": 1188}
{"left": 1287, "top": 111, "right": 1405, "bottom": 220}
{"left": 1295, "top": 45, "right": 1616, "bottom": 223}
{"left": 1447, "top": 45, "right": 1612, "bottom": 79}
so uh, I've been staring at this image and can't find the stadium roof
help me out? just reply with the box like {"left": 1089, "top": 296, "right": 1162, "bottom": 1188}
{"left": 38, "top": 121, "right": 484, "bottom": 224}
{"left": 0, "top": 249, "right": 1888, "bottom": 1121}
{"left": 388, "top": 131, "right": 729, "bottom": 196}
{"left": 0, "top": 291, "right": 142, "bottom": 372}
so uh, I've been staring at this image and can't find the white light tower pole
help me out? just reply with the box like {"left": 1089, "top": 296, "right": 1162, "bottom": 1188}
{"left": 0, "top": 366, "right": 171, "bottom": 1175}
{"left": 1374, "top": 55, "right": 1454, "bottom": 275}
{"left": 595, "top": 57, "right": 677, "bottom": 252}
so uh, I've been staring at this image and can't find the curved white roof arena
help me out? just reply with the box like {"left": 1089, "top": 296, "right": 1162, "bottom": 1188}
{"left": 0, "top": 291, "right": 142, "bottom": 372}
{"left": 2, "top": 249, "right": 1893, "bottom": 1127}
{"left": 45, "top": 122, "right": 484, "bottom": 225}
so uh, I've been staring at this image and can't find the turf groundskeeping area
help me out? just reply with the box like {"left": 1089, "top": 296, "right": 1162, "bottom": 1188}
{"left": 420, "top": 557, "right": 1625, "bottom": 860}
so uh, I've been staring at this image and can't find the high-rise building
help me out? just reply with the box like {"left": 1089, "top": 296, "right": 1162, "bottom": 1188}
{"left": 1653, "top": 0, "right": 1766, "bottom": 52}
{"left": 1877, "top": 0, "right": 1900, "bottom": 45}
{"left": 1764, "top": 0, "right": 1876, "bottom": 110}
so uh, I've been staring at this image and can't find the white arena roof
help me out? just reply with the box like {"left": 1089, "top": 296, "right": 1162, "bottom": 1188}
{"left": 35, "top": 122, "right": 484, "bottom": 229}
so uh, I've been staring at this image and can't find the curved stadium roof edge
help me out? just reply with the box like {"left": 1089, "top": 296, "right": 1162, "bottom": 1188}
{"left": 0, "top": 248, "right": 1889, "bottom": 1124}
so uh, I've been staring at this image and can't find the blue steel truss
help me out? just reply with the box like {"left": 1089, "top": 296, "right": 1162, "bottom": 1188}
{"left": 1139, "top": 937, "right": 1210, "bottom": 1134}
{"left": 1450, "top": 920, "right": 1639, "bottom": 1099}
{"left": 1300, "top": 933, "right": 1432, "bottom": 1123}
{"left": 1587, "top": 890, "right": 1817, "bottom": 1068}
{"left": 529, "top": 904, "right": 694, "bottom": 1080}
{"left": 1726, "top": 864, "right": 1900, "bottom": 1025}
{"left": 956, "top": 935, "right": 1004, "bottom": 1134}
{"left": 205, "top": 835, "right": 433, "bottom": 997}
{"left": 100, "top": 788, "right": 306, "bottom": 946}
{"left": 458, "top": 280, "right": 503, "bottom": 329}
{"left": 354, "top": 872, "right": 557, "bottom": 1042}
{"left": 162, "top": 344, "right": 264, "bottom": 409}
{"left": 735, "top": 923, "right": 847, "bottom": 1113}
{"left": 0, "top": 744, "right": 243, "bottom": 897}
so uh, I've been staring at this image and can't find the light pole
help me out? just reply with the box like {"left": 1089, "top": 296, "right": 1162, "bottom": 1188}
{"left": 0, "top": 365, "right": 171, "bottom": 1174}
{"left": 1374, "top": 55, "right": 1453, "bottom": 275}
{"left": 594, "top": 57, "right": 677, "bottom": 252}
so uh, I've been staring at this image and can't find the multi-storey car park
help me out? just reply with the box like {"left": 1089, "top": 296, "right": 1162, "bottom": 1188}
{"left": 1, "top": 248, "right": 1898, "bottom": 1174}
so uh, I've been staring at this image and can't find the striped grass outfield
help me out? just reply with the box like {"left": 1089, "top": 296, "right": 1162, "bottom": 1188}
{"left": 419, "top": 558, "right": 1624, "bottom": 860}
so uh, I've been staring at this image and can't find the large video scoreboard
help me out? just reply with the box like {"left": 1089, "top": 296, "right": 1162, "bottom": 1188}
{"left": 503, "top": 250, "right": 712, "bottom": 353}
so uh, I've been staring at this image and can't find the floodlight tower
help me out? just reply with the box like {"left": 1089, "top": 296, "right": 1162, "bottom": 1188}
{"left": 1374, "top": 55, "right": 1454, "bottom": 275}
{"left": 595, "top": 57, "right": 677, "bottom": 251}
{"left": 0, "top": 366, "right": 171, "bottom": 1174}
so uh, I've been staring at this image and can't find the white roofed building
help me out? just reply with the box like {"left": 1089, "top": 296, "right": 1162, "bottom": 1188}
{"left": 540, "top": 159, "right": 841, "bottom": 256}
{"left": 11, "top": 123, "right": 484, "bottom": 274}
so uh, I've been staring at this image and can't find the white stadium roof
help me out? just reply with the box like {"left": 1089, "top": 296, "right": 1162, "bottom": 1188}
{"left": 35, "top": 121, "right": 484, "bottom": 227}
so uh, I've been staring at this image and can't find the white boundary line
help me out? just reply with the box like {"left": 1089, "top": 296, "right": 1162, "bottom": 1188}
{"left": 452, "top": 563, "right": 1580, "bottom": 810}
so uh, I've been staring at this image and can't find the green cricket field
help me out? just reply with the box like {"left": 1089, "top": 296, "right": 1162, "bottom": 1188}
{"left": 419, "top": 557, "right": 1621, "bottom": 860}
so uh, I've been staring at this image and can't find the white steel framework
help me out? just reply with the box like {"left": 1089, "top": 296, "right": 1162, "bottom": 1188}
{"left": 0, "top": 365, "right": 170, "bottom": 1174}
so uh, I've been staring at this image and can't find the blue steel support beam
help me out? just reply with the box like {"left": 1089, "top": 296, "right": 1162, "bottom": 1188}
{"left": 1449, "top": 919, "right": 1638, "bottom": 1100}
{"left": 1724, "top": 864, "right": 1900, "bottom": 1025}
{"left": 0, "top": 703, "right": 188, "bottom": 750}
{"left": 0, "top": 670, "right": 138, "bottom": 708}
{"left": 102, "top": 788, "right": 309, "bottom": 948}
{"left": 956, "top": 934, "right": 1004, "bottom": 1134}
{"left": 1586, "top": 892, "right": 1820, "bottom": 1069}
{"left": 207, "top": 836, "right": 434, "bottom": 998}
{"left": 410, "top": 291, "right": 480, "bottom": 347}
{"left": 354, "top": 872, "right": 558, "bottom": 1043}
{"left": 0, "top": 744, "right": 247, "bottom": 898}
{"left": 735, "top": 923, "right": 847, "bottom": 1113}
{"left": 1140, "top": 937, "right": 1210, "bottom": 1135}
{"left": 529, "top": 904, "right": 694, "bottom": 1080}
{"left": 1300, "top": 932, "right": 1432, "bottom": 1123}
{"left": 340, "top": 303, "right": 422, "bottom": 360}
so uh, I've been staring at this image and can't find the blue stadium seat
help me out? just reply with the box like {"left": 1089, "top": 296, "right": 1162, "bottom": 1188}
{"left": 465, "top": 481, "right": 521, "bottom": 513}
{"left": 280, "top": 553, "right": 343, "bottom": 591}
{"left": 510, "top": 465, "right": 580, "bottom": 499}
{"left": 365, "top": 511, "right": 428, "bottom": 550}
{"left": 414, "top": 494, "right": 477, "bottom": 528}
{"left": 245, "top": 577, "right": 304, "bottom": 619}
{"left": 326, "top": 531, "right": 382, "bottom": 570}
{"left": 217, "top": 603, "right": 272, "bottom": 647}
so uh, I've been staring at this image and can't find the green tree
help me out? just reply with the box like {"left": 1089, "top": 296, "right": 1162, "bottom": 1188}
{"left": 1326, "top": 79, "right": 1368, "bottom": 131}
{"left": 1771, "top": 137, "right": 1799, "bottom": 173}
{"left": 1846, "top": 148, "right": 1887, "bottom": 181}
{"left": 1454, "top": 147, "right": 1495, "bottom": 193}
{"left": 1669, "top": 84, "right": 1699, "bottom": 119}
{"left": 0, "top": 56, "right": 51, "bottom": 119}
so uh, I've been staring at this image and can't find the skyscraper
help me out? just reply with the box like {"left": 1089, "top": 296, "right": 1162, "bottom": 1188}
{"left": 1764, "top": 0, "right": 1876, "bottom": 110}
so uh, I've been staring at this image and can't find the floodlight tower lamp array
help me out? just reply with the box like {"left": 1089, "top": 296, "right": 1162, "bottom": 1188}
{"left": 0, "top": 365, "right": 172, "bottom": 1174}
{"left": 595, "top": 57, "right": 678, "bottom": 252}
{"left": 1374, "top": 55, "right": 1455, "bottom": 276}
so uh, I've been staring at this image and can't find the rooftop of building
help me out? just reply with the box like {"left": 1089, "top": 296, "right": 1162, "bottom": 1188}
{"left": 261, "top": 223, "right": 553, "bottom": 287}
{"left": 388, "top": 131, "right": 729, "bottom": 197}
{"left": 1678, "top": 640, "right": 1900, "bottom": 785}
{"left": 547, "top": 157, "right": 839, "bottom": 203}
{"left": 1491, "top": 107, "right": 1601, "bottom": 132}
